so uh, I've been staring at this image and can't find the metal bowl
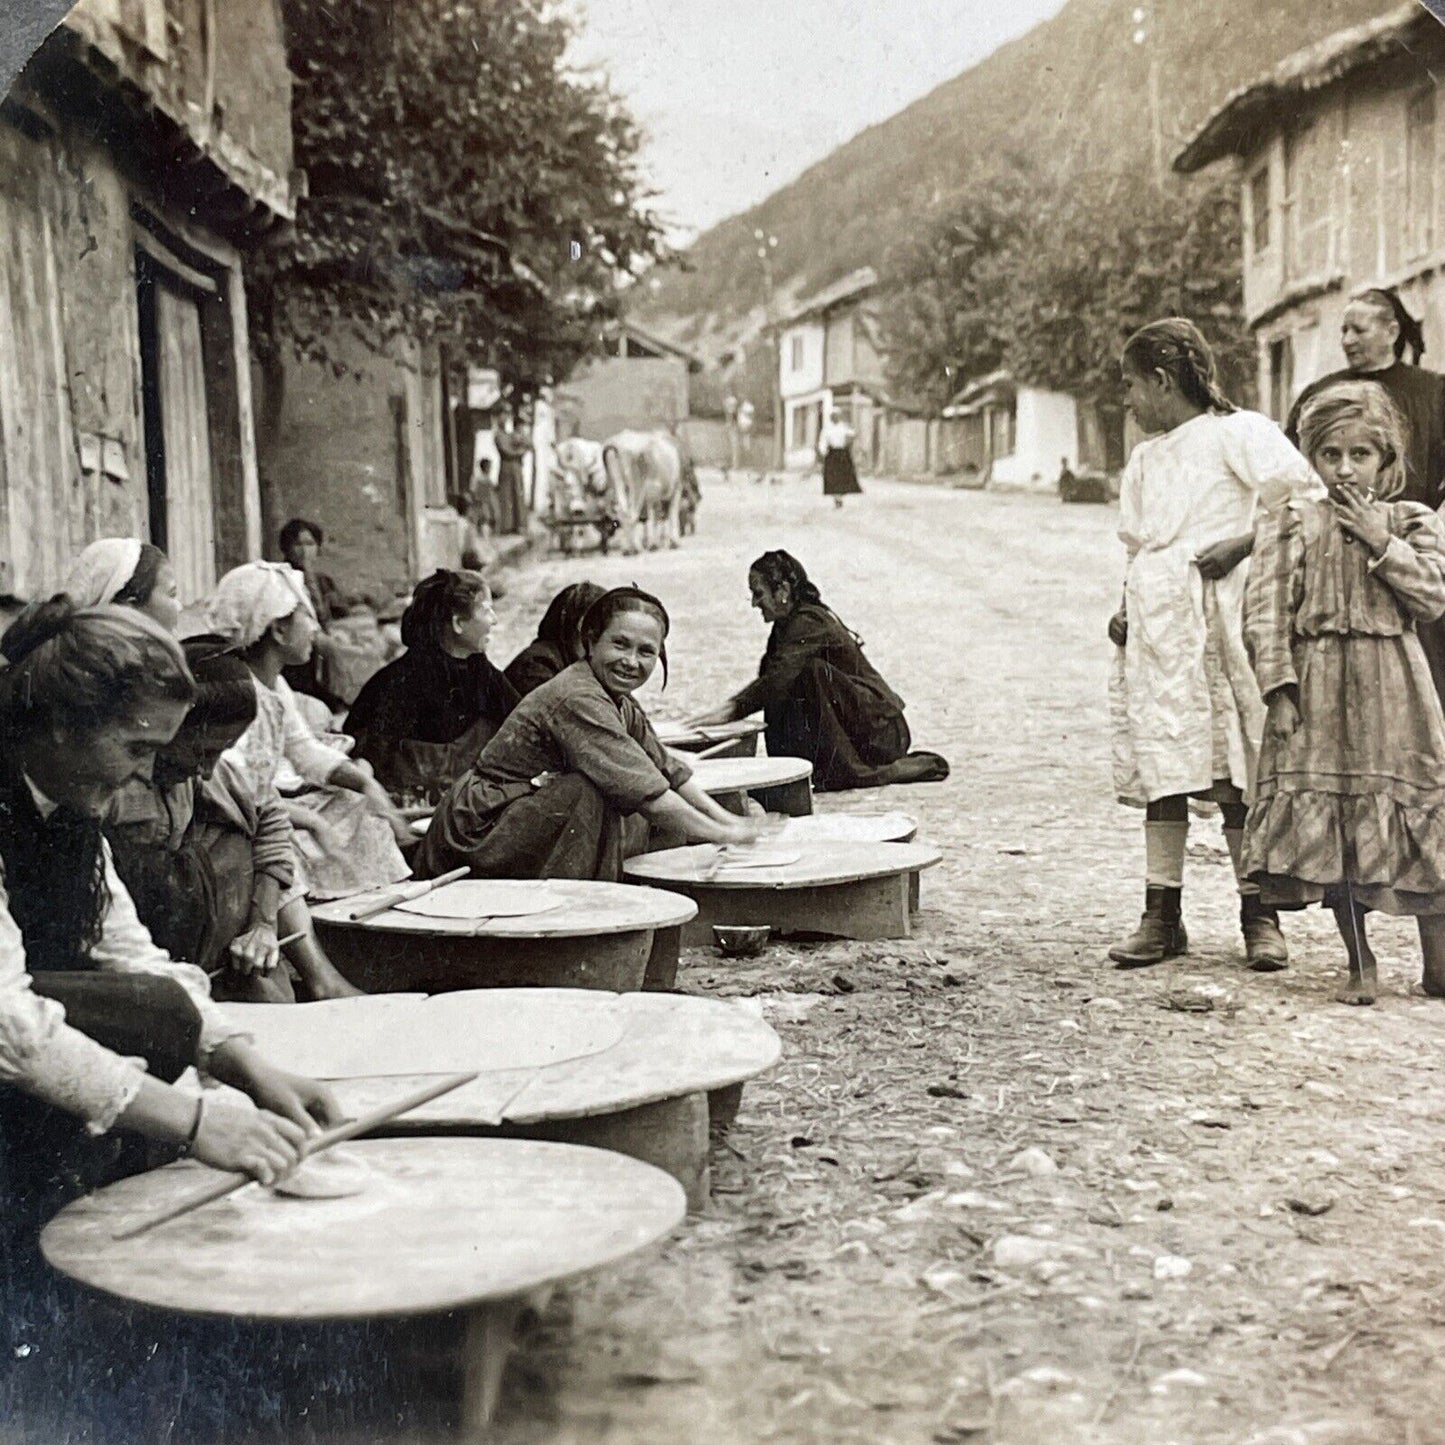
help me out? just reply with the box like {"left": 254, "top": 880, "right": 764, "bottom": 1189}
{"left": 713, "top": 924, "right": 772, "bottom": 958}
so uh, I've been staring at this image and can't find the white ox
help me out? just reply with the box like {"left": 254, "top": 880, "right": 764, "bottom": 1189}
{"left": 600, "top": 430, "right": 683, "bottom": 555}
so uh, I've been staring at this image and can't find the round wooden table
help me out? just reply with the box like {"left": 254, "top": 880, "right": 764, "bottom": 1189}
{"left": 219, "top": 988, "right": 782, "bottom": 1209}
{"left": 624, "top": 840, "right": 942, "bottom": 945}
{"left": 310, "top": 880, "right": 697, "bottom": 993}
{"left": 42, "top": 1138, "right": 684, "bottom": 1433}
{"left": 770, "top": 810, "right": 918, "bottom": 844}
{"left": 652, "top": 718, "right": 765, "bottom": 758}
{"left": 686, "top": 754, "right": 814, "bottom": 817}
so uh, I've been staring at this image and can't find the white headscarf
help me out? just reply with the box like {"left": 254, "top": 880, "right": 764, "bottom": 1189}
{"left": 206, "top": 561, "right": 316, "bottom": 650}
{"left": 62, "top": 538, "right": 143, "bottom": 608}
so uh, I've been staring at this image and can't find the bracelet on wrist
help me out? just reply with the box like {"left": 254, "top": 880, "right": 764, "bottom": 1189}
{"left": 178, "top": 1093, "right": 206, "bottom": 1157}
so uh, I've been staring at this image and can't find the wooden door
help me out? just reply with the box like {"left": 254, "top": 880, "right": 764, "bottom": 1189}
{"left": 0, "top": 125, "right": 79, "bottom": 598}
{"left": 148, "top": 281, "right": 217, "bottom": 603}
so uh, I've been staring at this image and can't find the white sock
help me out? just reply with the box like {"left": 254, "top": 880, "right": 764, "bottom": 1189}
{"left": 1144, "top": 820, "right": 1188, "bottom": 889}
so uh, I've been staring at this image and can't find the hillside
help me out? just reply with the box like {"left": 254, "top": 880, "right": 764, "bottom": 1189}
{"left": 638, "top": 0, "right": 1409, "bottom": 359}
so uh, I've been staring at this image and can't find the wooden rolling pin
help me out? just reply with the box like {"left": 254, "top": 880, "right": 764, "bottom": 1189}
{"left": 347, "top": 866, "right": 469, "bottom": 921}
{"left": 113, "top": 1071, "right": 478, "bottom": 1240}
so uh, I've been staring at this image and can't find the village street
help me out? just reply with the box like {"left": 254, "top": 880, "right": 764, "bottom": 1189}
{"left": 474, "top": 470, "right": 1445, "bottom": 1445}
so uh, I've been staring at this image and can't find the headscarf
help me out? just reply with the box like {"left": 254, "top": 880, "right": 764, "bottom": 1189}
{"left": 61, "top": 538, "right": 143, "bottom": 609}
{"left": 206, "top": 561, "right": 316, "bottom": 651}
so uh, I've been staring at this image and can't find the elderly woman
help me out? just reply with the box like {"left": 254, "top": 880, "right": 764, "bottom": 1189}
{"left": 207, "top": 562, "right": 410, "bottom": 900}
{"left": 503, "top": 580, "right": 605, "bottom": 697}
{"left": 0, "top": 599, "right": 342, "bottom": 1195}
{"left": 344, "top": 569, "right": 519, "bottom": 801}
{"left": 0, "top": 599, "right": 345, "bottom": 1435}
{"left": 418, "top": 587, "right": 760, "bottom": 881}
{"left": 62, "top": 536, "right": 182, "bottom": 633}
{"left": 690, "top": 550, "right": 949, "bottom": 791}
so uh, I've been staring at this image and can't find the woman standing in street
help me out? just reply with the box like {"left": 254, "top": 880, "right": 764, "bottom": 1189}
{"left": 818, "top": 408, "right": 862, "bottom": 508}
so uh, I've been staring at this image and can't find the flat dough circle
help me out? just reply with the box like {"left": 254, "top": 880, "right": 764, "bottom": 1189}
{"left": 272, "top": 1148, "right": 370, "bottom": 1199}
{"left": 717, "top": 848, "right": 803, "bottom": 870}
{"left": 395, "top": 880, "right": 563, "bottom": 919}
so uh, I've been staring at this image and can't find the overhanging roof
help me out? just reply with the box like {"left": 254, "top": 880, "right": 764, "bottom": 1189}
{"left": 1174, "top": 3, "right": 1438, "bottom": 174}
{"left": 780, "top": 266, "right": 878, "bottom": 327}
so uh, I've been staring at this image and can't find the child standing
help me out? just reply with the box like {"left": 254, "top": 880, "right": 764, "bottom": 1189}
{"left": 1243, "top": 380, "right": 1445, "bottom": 1004}
{"left": 1109, "top": 318, "right": 1319, "bottom": 968}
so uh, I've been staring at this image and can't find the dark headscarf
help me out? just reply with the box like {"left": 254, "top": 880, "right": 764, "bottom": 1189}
{"left": 1354, "top": 288, "right": 1426, "bottom": 365}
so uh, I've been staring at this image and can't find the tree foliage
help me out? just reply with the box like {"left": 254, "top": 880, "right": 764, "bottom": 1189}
{"left": 877, "top": 166, "right": 1252, "bottom": 413}
{"left": 1002, "top": 170, "right": 1251, "bottom": 405}
{"left": 876, "top": 159, "right": 1035, "bottom": 412}
{"left": 253, "top": 0, "right": 668, "bottom": 396}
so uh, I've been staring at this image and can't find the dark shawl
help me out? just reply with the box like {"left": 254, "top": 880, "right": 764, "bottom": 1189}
{"left": 345, "top": 645, "right": 519, "bottom": 798}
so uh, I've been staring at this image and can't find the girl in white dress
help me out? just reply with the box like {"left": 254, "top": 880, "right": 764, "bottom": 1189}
{"left": 1108, "top": 318, "right": 1320, "bottom": 968}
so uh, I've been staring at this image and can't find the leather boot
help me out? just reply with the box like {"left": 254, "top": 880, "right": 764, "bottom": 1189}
{"left": 1109, "top": 886, "right": 1187, "bottom": 968}
{"left": 1241, "top": 895, "right": 1288, "bottom": 972}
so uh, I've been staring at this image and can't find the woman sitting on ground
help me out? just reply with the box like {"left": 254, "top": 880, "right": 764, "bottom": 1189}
{"left": 107, "top": 642, "right": 361, "bottom": 1003}
{"left": 207, "top": 562, "right": 411, "bottom": 901}
{"left": 689, "top": 550, "right": 949, "bottom": 790}
{"left": 503, "top": 579, "right": 605, "bottom": 697}
{"left": 62, "top": 536, "right": 183, "bottom": 632}
{"left": 417, "top": 586, "right": 761, "bottom": 881}
{"left": 0, "top": 600, "right": 341, "bottom": 1202}
{"left": 344, "top": 569, "right": 518, "bottom": 802}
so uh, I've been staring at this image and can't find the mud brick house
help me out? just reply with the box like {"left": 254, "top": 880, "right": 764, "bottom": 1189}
{"left": 552, "top": 320, "right": 697, "bottom": 442}
{"left": 1, "top": 0, "right": 294, "bottom": 602}
{"left": 1175, "top": 3, "right": 1445, "bottom": 423}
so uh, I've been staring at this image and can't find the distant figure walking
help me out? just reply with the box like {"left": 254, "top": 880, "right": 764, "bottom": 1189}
{"left": 818, "top": 409, "right": 862, "bottom": 508}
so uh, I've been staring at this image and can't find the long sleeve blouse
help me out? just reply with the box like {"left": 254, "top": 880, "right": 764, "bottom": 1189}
{"left": 1245, "top": 499, "right": 1445, "bottom": 699}
{"left": 0, "top": 796, "right": 245, "bottom": 1135}
{"left": 729, "top": 603, "right": 904, "bottom": 721}
{"left": 452, "top": 661, "right": 692, "bottom": 816}
{"left": 225, "top": 674, "right": 344, "bottom": 800}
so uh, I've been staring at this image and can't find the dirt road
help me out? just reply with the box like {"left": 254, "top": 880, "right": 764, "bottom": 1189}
{"left": 484, "top": 471, "right": 1445, "bottom": 1445}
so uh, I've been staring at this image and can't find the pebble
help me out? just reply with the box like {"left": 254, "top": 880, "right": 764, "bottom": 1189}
{"left": 945, "top": 1191, "right": 1009, "bottom": 1211}
{"left": 921, "top": 1264, "right": 967, "bottom": 1294}
{"left": 833, "top": 1241, "right": 872, "bottom": 1262}
{"left": 992, "top": 1235, "right": 1091, "bottom": 1269}
{"left": 1153, "top": 1254, "right": 1193, "bottom": 1280}
{"left": 999, "top": 1365, "right": 1078, "bottom": 1394}
{"left": 1086, "top": 997, "right": 1124, "bottom": 1013}
{"left": 893, "top": 1191, "right": 947, "bottom": 1223}
{"left": 1010, "top": 1147, "right": 1060, "bottom": 1178}
{"left": 1150, "top": 1368, "right": 1210, "bottom": 1394}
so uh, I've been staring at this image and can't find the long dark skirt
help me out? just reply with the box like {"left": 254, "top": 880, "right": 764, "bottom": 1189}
{"left": 417, "top": 772, "right": 644, "bottom": 881}
{"left": 766, "top": 657, "right": 909, "bottom": 791}
{"left": 822, "top": 447, "right": 862, "bottom": 497}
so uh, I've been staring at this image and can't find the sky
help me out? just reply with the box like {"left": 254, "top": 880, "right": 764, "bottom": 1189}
{"left": 570, "top": 0, "right": 1069, "bottom": 242}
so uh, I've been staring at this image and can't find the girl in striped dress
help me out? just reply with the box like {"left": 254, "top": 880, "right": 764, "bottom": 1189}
{"left": 1243, "top": 380, "right": 1445, "bottom": 1004}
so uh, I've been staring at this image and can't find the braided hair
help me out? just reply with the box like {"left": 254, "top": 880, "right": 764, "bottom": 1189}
{"left": 749, "top": 550, "right": 823, "bottom": 609}
{"left": 1121, "top": 318, "right": 1236, "bottom": 416}
{"left": 579, "top": 586, "right": 671, "bottom": 687}
{"left": 1352, "top": 288, "right": 1426, "bottom": 365}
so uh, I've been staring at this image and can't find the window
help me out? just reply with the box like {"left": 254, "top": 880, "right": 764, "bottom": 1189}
{"left": 790, "top": 404, "right": 809, "bottom": 449}
{"left": 1249, "top": 166, "right": 1272, "bottom": 254}
{"left": 1407, "top": 87, "right": 1437, "bottom": 259}
{"left": 789, "top": 335, "right": 804, "bottom": 372}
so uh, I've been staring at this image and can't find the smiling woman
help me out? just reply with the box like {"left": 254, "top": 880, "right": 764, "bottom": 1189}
{"left": 417, "top": 586, "right": 761, "bottom": 882}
